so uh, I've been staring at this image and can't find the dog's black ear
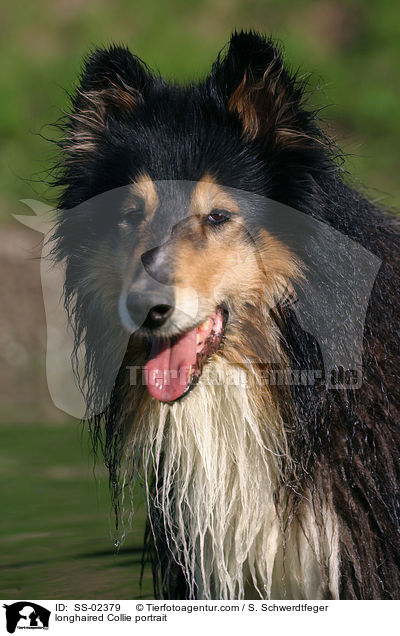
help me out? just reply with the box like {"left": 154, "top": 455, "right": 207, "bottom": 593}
{"left": 211, "top": 31, "right": 311, "bottom": 149}
{"left": 63, "top": 46, "right": 150, "bottom": 160}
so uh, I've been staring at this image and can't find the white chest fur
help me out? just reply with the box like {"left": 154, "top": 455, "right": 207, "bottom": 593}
{"left": 134, "top": 360, "right": 340, "bottom": 599}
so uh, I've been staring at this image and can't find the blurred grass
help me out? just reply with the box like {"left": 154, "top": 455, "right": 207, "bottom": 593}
{"left": 0, "top": 421, "right": 153, "bottom": 599}
{"left": 1, "top": 0, "right": 399, "bottom": 221}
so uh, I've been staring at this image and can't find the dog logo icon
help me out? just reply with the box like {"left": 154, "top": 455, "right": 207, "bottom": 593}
{"left": 3, "top": 602, "right": 51, "bottom": 634}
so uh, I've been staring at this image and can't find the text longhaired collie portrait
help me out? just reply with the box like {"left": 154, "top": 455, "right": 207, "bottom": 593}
{"left": 51, "top": 31, "right": 400, "bottom": 599}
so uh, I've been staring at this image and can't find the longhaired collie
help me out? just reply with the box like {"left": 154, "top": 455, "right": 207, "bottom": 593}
{"left": 51, "top": 31, "right": 400, "bottom": 599}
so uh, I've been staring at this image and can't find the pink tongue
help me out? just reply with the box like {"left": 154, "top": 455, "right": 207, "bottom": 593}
{"left": 145, "top": 328, "right": 197, "bottom": 402}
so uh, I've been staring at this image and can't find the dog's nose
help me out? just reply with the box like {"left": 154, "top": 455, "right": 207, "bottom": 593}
{"left": 125, "top": 290, "right": 174, "bottom": 330}
{"left": 142, "top": 304, "right": 173, "bottom": 329}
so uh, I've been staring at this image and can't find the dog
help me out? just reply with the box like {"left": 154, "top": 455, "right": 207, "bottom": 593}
{"left": 51, "top": 30, "right": 400, "bottom": 599}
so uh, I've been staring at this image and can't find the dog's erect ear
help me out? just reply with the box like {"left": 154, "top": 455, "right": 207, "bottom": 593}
{"left": 211, "top": 31, "right": 310, "bottom": 149}
{"left": 63, "top": 46, "right": 150, "bottom": 160}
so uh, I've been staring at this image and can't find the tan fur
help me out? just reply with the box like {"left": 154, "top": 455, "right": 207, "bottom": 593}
{"left": 228, "top": 74, "right": 260, "bottom": 141}
{"left": 190, "top": 175, "right": 240, "bottom": 215}
{"left": 65, "top": 84, "right": 137, "bottom": 159}
{"left": 128, "top": 172, "right": 159, "bottom": 220}
{"left": 173, "top": 201, "right": 301, "bottom": 333}
{"left": 117, "top": 174, "right": 161, "bottom": 298}
{"left": 228, "top": 63, "right": 318, "bottom": 148}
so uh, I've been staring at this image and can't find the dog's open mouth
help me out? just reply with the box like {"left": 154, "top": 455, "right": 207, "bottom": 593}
{"left": 145, "top": 307, "right": 226, "bottom": 402}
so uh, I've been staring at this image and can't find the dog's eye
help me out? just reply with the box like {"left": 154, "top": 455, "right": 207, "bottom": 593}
{"left": 125, "top": 207, "right": 142, "bottom": 219}
{"left": 206, "top": 210, "right": 230, "bottom": 226}
{"left": 123, "top": 198, "right": 145, "bottom": 221}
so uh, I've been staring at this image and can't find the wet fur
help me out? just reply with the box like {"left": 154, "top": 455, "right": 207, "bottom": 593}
{"left": 52, "top": 31, "right": 400, "bottom": 599}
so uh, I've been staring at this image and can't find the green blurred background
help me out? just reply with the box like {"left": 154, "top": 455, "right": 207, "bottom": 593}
{"left": 1, "top": 0, "right": 399, "bottom": 600}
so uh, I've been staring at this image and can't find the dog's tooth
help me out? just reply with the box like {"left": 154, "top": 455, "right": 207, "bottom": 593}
{"left": 200, "top": 318, "right": 212, "bottom": 332}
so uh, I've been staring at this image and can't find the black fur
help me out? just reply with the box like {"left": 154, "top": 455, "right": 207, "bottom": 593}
{"left": 52, "top": 31, "right": 400, "bottom": 599}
